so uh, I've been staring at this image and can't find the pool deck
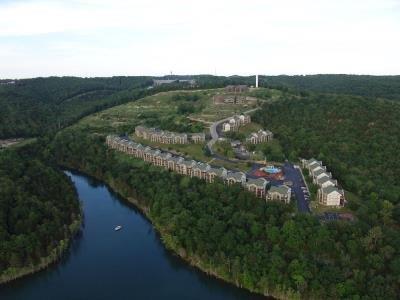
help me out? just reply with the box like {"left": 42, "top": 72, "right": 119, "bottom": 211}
{"left": 247, "top": 162, "right": 311, "bottom": 213}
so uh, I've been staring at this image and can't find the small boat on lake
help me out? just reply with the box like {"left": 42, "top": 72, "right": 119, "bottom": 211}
{"left": 114, "top": 225, "right": 122, "bottom": 231}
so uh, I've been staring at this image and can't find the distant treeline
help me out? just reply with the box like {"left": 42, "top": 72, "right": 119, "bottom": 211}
{"left": 162, "top": 74, "right": 400, "bottom": 101}
{"left": 260, "top": 74, "right": 400, "bottom": 101}
{"left": 2, "top": 74, "right": 400, "bottom": 139}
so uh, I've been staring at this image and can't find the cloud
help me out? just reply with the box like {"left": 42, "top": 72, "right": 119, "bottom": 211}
{"left": 0, "top": 0, "right": 399, "bottom": 78}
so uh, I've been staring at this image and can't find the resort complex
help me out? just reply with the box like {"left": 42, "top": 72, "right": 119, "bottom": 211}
{"left": 302, "top": 158, "right": 345, "bottom": 207}
{"left": 106, "top": 135, "right": 291, "bottom": 203}
{"left": 135, "top": 126, "right": 206, "bottom": 144}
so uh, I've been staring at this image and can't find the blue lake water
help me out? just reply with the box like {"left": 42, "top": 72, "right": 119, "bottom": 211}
{"left": 0, "top": 171, "right": 267, "bottom": 300}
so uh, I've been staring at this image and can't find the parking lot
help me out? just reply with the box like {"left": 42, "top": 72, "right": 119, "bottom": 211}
{"left": 282, "top": 162, "right": 311, "bottom": 213}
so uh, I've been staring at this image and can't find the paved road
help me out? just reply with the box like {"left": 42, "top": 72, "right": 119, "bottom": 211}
{"left": 207, "top": 107, "right": 260, "bottom": 155}
{"left": 282, "top": 162, "right": 311, "bottom": 213}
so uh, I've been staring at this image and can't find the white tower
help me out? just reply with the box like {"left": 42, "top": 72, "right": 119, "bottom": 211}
{"left": 255, "top": 74, "right": 259, "bottom": 88}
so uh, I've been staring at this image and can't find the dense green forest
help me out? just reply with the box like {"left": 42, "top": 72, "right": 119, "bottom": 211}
{"left": 253, "top": 93, "right": 400, "bottom": 205}
{"left": 2, "top": 75, "right": 400, "bottom": 296}
{"left": 3, "top": 74, "right": 400, "bottom": 139}
{"left": 0, "top": 76, "right": 154, "bottom": 138}
{"left": 0, "top": 144, "right": 81, "bottom": 282}
{"left": 51, "top": 129, "right": 400, "bottom": 299}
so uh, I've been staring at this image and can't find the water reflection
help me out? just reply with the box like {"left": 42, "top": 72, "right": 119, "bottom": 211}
{"left": 0, "top": 170, "right": 269, "bottom": 300}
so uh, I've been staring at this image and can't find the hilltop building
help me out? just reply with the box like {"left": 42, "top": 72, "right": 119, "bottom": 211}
{"left": 225, "top": 85, "right": 249, "bottom": 93}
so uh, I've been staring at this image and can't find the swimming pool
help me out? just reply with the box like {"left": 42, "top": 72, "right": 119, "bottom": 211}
{"left": 261, "top": 166, "right": 281, "bottom": 174}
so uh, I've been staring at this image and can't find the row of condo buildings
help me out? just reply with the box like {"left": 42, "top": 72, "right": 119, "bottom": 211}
{"left": 246, "top": 129, "right": 274, "bottom": 144}
{"left": 225, "top": 85, "right": 249, "bottom": 94}
{"left": 106, "top": 135, "right": 291, "bottom": 203}
{"left": 302, "top": 158, "right": 345, "bottom": 207}
{"left": 213, "top": 85, "right": 255, "bottom": 105}
{"left": 222, "top": 114, "right": 251, "bottom": 132}
{"left": 213, "top": 95, "right": 257, "bottom": 105}
{"left": 135, "top": 126, "right": 206, "bottom": 144}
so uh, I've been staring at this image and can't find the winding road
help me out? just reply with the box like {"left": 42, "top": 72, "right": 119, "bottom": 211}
{"left": 207, "top": 107, "right": 260, "bottom": 155}
{"left": 204, "top": 107, "right": 310, "bottom": 213}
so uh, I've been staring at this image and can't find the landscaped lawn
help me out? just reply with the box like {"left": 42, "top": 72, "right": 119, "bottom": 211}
{"left": 238, "top": 123, "right": 263, "bottom": 135}
{"left": 132, "top": 135, "right": 209, "bottom": 162}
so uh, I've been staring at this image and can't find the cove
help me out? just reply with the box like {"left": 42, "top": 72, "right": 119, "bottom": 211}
{"left": 0, "top": 171, "right": 267, "bottom": 300}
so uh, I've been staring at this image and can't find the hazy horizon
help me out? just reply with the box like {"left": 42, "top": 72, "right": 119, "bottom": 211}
{"left": 2, "top": 73, "right": 400, "bottom": 81}
{"left": 1, "top": 0, "right": 400, "bottom": 78}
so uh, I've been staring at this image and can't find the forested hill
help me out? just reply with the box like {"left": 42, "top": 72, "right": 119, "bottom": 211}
{"left": 0, "top": 76, "right": 153, "bottom": 138}
{"left": 2, "top": 74, "right": 400, "bottom": 139}
{"left": 259, "top": 75, "right": 400, "bottom": 101}
{"left": 253, "top": 93, "right": 400, "bottom": 205}
{"left": 0, "top": 144, "right": 81, "bottom": 282}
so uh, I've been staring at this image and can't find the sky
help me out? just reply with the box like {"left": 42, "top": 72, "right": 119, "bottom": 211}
{"left": 0, "top": 0, "right": 400, "bottom": 78}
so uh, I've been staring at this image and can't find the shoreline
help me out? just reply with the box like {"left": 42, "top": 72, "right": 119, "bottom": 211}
{"left": 63, "top": 167, "right": 289, "bottom": 300}
{"left": 0, "top": 218, "right": 82, "bottom": 285}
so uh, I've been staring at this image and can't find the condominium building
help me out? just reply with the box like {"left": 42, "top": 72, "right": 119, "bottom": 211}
{"left": 317, "top": 186, "right": 345, "bottom": 207}
{"left": 222, "top": 114, "right": 251, "bottom": 132}
{"left": 302, "top": 158, "right": 345, "bottom": 206}
{"left": 266, "top": 185, "right": 292, "bottom": 204}
{"left": 246, "top": 129, "right": 273, "bottom": 144}
{"left": 107, "top": 135, "right": 290, "bottom": 200}
{"left": 135, "top": 126, "right": 205, "bottom": 144}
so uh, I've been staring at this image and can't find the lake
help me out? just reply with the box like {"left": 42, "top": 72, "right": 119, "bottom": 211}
{"left": 0, "top": 171, "right": 267, "bottom": 300}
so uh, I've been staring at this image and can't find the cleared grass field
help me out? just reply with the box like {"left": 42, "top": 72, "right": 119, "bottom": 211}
{"left": 76, "top": 89, "right": 263, "bottom": 133}
{"left": 71, "top": 88, "right": 272, "bottom": 173}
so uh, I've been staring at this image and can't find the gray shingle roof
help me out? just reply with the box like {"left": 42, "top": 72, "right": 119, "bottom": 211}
{"left": 313, "top": 169, "right": 326, "bottom": 177}
{"left": 321, "top": 186, "right": 341, "bottom": 194}
{"left": 181, "top": 160, "right": 196, "bottom": 167}
{"left": 226, "top": 171, "right": 245, "bottom": 181}
{"left": 194, "top": 162, "right": 210, "bottom": 171}
{"left": 208, "top": 167, "right": 227, "bottom": 177}
{"left": 269, "top": 185, "right": 290, "bottom": 195}
{"left": 246, "top": 178, "right": 268, "bottom": 188}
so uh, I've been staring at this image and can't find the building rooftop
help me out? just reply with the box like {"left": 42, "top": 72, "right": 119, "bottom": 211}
{"left": 321, "top": 186, "right": 341, "bottom": 195}
{"left": 269, "top": 185, "right": 290, "bottom": 195}
{"left": 208, "top": 167, "right": 227, "bottom": 177}
{"left": 226, "top": 171, "right": 245, "bottom": 181}
{"left": 247, "top": 178, "right": 269, "bottom": 188}
{"left": 317, "top": 176, "right": 336, "bottom": 186}
{"left": 313, "top": 169, "right": 327, "bottom": 177}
